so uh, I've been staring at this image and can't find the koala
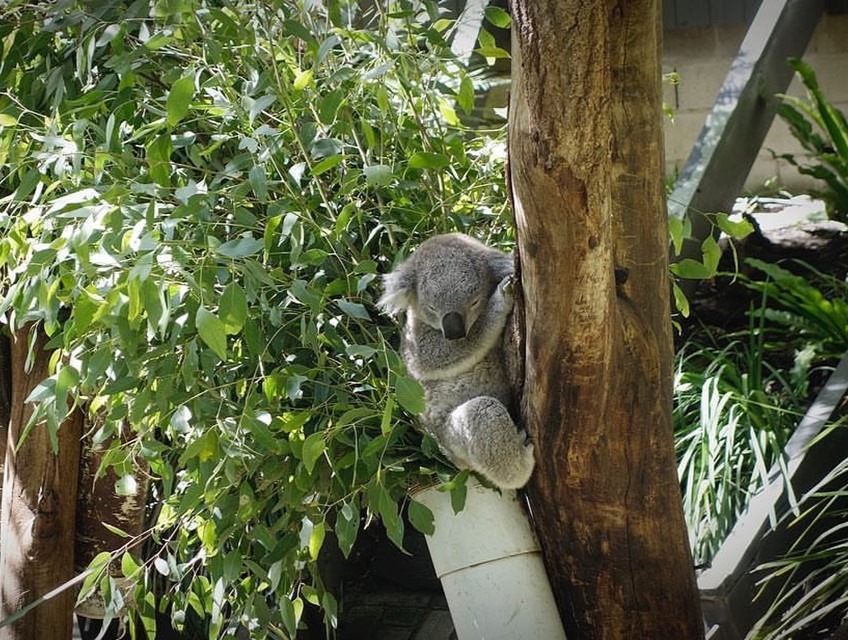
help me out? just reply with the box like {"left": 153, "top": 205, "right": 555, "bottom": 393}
{"left": 378, "top": 233, "right": 535, "bottom": 489}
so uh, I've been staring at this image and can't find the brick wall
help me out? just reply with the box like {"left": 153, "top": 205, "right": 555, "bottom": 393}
{"left": 663, "top": 14, "right": 848, "bottom": 192}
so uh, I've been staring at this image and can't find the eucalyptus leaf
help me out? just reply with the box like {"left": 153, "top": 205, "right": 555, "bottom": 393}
{"left": 408, "top": 152, "right": 449, "bottom": 169}
{"left": 216, "top": 236, "right": 263, "bottom": 259}
{"left": 311, "top": 154, "right": 345, "bottom": 176}
{"left": 302, "top": 432, "right": 325, "bottom": 475}
{"left": 249, "top": 164, "right": 268, "bottom": 200}
{"left": 336, "top": 299, "right": 370, "bottom": 320}
{"left": 121, "top": 552, "right": 141, "bottom": 579}
{"left": 219, "top": 282, "right": 248, "bottom": 335}
{"left": 395, "top": 375, "right": 425, "bottom": 415}
{"left": 196, "top": 306, "right": 227, "bottom": 360}
{"left": 407, "top": 499, "right": 435, "bottom": 535}
{"left": 484, "top": 6, "right": 512, "bottom": 28}
{"left": 167, "top": 75, "right": 195, "bottom": 127}
{"left": 363, "top": 164, "right": 392, "bottom": 187}
{"left": 336, "top": 501, "right": 360, "bottom": 558}
{"left": 115, "top": 474, "right": 139, "bottom": 496}
{"left": 308, "top": 521, "right": 326, "bottom": 560}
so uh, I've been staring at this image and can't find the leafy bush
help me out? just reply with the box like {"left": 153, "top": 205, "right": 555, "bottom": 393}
{"left": 675, "top": 253, "right": 848, "bottom": 633}
{"left": 668, "top": 211, "right": 754, "bottom": 318}
{"left": 674, "top": 324, "right": 808, "bottom": 566}
{"left": 778, "top": 58, "right": 848, "bottom": 220}
{"left": 0, "top": 1, "right": 510, "bottom": 636}
{"left": 747, "top": 428, "right": 848, "bottom": 640}
{"left": 745, "top": 259, "right": 848, "bottom": 359}
{"left": 738, "top": 260, "right": 848, "bottom": 639}
{"left": 676, "top": 254, "right": 848, "bottom": 566}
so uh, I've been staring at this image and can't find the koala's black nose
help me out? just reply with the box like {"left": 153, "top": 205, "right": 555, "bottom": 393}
{"left": 441, "top": 312, "right": 466, "bottom": 340}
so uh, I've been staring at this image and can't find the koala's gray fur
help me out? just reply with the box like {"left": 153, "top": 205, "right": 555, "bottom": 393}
{"left": 379, "top": 233, "right": 535, "bottom": 489}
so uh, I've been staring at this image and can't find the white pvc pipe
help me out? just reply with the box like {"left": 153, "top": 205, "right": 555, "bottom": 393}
{"left": 414, "top": 480, "right": 567, "bottom": 640}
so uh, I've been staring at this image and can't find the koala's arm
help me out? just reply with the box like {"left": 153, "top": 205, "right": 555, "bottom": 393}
{"left": 407, "top": 277, "right": 513, "bottom": 381}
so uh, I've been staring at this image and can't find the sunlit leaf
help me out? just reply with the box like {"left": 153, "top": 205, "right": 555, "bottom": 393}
{"left": 336, "top": 299, "right": 370, "bottom": 320}
{"left": 438, "top": 98, "right": 458, "bottom": 126}
{"left": 293, "top": 68, "right": 314, "bottom": 91}
{"left": 458, "top": 76, "right": 475, "bottom": 115}
{"left": 311, "top": 154, "right": 345, "bottom": 176}
{"left": 77, "top": 552, "right": 112, "bottom": 606}
{"left": 484, "top": 6, "right": 512, "bottom": 28}
{"left": 308, "top": 521, "right": 325, "bottom": 560}
{"left": 474, "top": 46, "right": 510, "bottom": 60}
{"left": 715, "top": 213, "right": 755, "bottom": 240}
{"left": 302, "top": 432, "right": 325, "bottom": 474}
{"left": 167, "top": 75, "right": 195, "bottom": 127}
{"left": 115, "top": 474, "right": 138, "bottom": 496}
{"left": 363, "top": 164, "right": 392, "bottom": 187}
{"left": 670, "top": 258, "right": 715, "bottom": 280}
{"left": 153, "top": 557, "right": 170, "bottom": 577}
{"left": 56, "top": 365, "right": 79, "bottom": 402}
{"left": 701, "top": 234, "right": 722, "bottom": 273}
{"left": 395, "top": 375, "right": 425, "bottom": 414}
{"left": 408, "top": 152, "right": 449, "bottom": 169}
{"left": 219, "top": 282, "right": 248, "bottom": 335}
{"left": 196, "top": 306, "right": 227, "bottom": 360}
{"left": 121, "top": 552, "right": 141, "bottom": 579}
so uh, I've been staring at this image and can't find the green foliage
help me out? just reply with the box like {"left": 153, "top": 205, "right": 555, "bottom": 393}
{"left": 677, "top": 251, "right": 848, "bottom": 630}
{"left": 747, "top": 428, "right": 848, "bottom": 639}
{"left": 674, "top": 320, "right": 808, "bottom": 566}
{"left": 778, "top": 58, "right": 848, "bottom": 219}
{"left": 737, "top": 261, "right": 848, "bottom": 638}
{"left": 668, "top": 211, "right": 755, "bottom": 318}
{"left": 676, "top": 256, "right": 848, "bottom": 566}
{"left": 744, "top": 259, "right": 848, "bottom": 358}
{"left": 0, "top": 1, "right": 508, "bottom": 636}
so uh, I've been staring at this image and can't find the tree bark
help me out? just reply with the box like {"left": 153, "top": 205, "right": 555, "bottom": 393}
{"left": 508, "top": 1, "right": 704, "bottom": 638}
{"left": 0, "top": 327, "right": 82, "bottom": 640}
{"left": 0, "top": 332, "right": 10, "bottom": 530}
{"left": 75, "top": 420, "right": 149, "bottom": 618}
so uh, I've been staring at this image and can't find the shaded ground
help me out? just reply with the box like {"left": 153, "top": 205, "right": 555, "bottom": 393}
{"left": 684, "top": 195, "right": 847, "bottom": 336}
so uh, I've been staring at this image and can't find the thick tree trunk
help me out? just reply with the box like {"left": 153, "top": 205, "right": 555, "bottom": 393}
{"left": 0, "top": 328, "right": 82, "bottom": 640}
{"left": 0, "top": 332, "right": 10, "bottom": 525}
{"left": 75, "top": 421, "right": 149, "bottom": 618}
{"left": 508, "top": 1, "right": 704, "bottom": 638}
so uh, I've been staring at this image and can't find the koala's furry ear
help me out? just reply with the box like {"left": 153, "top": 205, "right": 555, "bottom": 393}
{"left": 378, "top": 258, "right": 416, "bottom": 316}
{"left": 487, "top": 251, "right": 514, "bottom": 282}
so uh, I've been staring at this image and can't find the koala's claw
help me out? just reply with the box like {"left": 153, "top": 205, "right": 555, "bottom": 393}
{"left": 497, "top": 276, "right": 515, "bottom": 312}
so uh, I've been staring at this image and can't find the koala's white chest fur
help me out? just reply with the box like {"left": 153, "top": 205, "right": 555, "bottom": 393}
{"left": 404, "top": 326, "right": 512, "bottom": 431}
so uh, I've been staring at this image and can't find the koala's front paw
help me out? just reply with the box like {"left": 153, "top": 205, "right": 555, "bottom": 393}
{"left": 497, "top": 275, "right": 515, "bottom": 311}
